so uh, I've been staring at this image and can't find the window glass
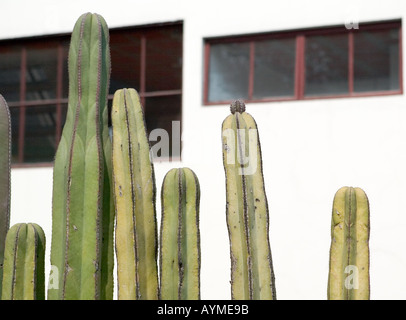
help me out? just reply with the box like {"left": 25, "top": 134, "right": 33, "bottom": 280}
{"left": 254, "top": 38, "right": 296, "bottom": 99}
{"left": 208, "top": 42, "right": 250, "bottom": 102}
{"left": 0, "top": 47, "right": 21, "bottom": 102}
{"left": 305, "top": 33, "right": 349, "bottom": 96}
{"left": 354, "top": 28, "right": 399, "bottom": 92}
{"left": 26, "top": 46, "right": 58, "bottom": 101}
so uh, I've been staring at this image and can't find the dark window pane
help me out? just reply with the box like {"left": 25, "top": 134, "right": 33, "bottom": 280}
{"left": 26, "top": 46, "right": 58, "bottom": 101}
{"left": 62, "top": 42, "right": 70, "bottom": 98}
{"left": 146, "top": 25, "right": 182, "bottom": 92}
{"left": 305, "top": 33, "right": 348, "bottom": 96}
{"left": 145, "top": 95, "right": 181, "bottom": 160}
{"left": 254, "top": 38, "right": 295, "bottom": 98}
{"left": 208, "top": 42, "right": 250, "bottom": 102}
{"left": 110, "top": 30, "right": 141, "bottom": 94}
{"left": 0, "top": 47, "right": 21, "bottom": 102}
{"left": 354, "top": 28, "right": 399, "bottom": 92}
{"left": 24, "top": 106, "right": 56, "bottom": 163}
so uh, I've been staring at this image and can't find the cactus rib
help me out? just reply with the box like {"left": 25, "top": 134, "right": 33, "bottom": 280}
{"left": 0, "top": 95, "right": 11, "bottom": 299}
{"left": 1, "top": 223, "right": 45, "bottom": 300}
{"left": 328, "top": 186, "right": 370, "bottom": 300}
{"left": 160, "top": 168, "right": 201, "bottom": 300}
{"left": 49, "top": 12, "right": 114, "bottom": 300}
{"left": 222, "top": 99, "right": 276, "bottom": 300}
{"left": 112, "top": 88, "right": 158, "bottom": 300}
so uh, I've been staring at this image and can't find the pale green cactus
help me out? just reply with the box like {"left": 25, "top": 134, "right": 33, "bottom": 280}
{"left": 1, "top": 223, "right": 45, "bottom": 300}
{"left": 112, "top": 88, "right": 159, "bottom": 300}
{"left": 48, "top": 12, "right": 114, "bottom": 300}
{"left": 328, "top": 186, "right": 370, "bottom": 300}
{"left": 160, "top": 168, "right": 201, "bottom": 300}
{"left": 0, "top": 95, "right": 11, "bottom": 299}
{"left": 221, "top": 99, "right": 276, "bottom": 300}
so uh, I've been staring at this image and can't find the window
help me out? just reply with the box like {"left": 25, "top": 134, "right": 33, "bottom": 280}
{"left": 0, "top": 22, "right": 182, "bottom": 166}
{"left": 204, "top": 20, "right": 402, "bottom": 104}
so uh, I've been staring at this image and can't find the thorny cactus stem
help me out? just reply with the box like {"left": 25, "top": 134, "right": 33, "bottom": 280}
{"left": 222, "top": 100, "right": 276, "bottom": 300}
{"left": 0, "top": 95, "right": 11, "bottom": 299}
{"left": 328, "top": 186, "right": 370, "bottom": 300}
{"left": 112, "top": 88, "right": 159, "bottom": 300}
{"left": 48, "top": 12, "right": 114, "bottom": 300}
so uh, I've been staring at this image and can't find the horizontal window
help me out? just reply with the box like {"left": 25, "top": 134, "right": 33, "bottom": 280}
{"left": 0, "top": 22, "right": 183, "bottom": 166}
{"left": 204, "top": 20, "right": 402, "bottom": 104}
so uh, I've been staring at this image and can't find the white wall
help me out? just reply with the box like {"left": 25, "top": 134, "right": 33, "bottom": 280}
{"left": 4, "top": 0, "right": 406, "bottom": 299}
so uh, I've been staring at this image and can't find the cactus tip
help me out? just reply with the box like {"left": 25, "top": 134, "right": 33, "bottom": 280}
{"left": 230, "top": 99, "right": 246, "bottom": 114}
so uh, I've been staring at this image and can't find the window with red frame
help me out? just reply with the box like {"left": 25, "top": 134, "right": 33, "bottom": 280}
{"left": 0, "top": 22, "right": 183, "bottom": 166}
{"left": 204, "top": 20, "right": 402, "bottom": 104}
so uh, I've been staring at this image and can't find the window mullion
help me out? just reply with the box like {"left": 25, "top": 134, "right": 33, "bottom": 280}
{"left": 348, "top": 31, "right": 354, "bottom": 94}
{"left": 18, "top": 47, "right": 27, "bottom": 163}
{"left": 295, "top": 35, "right": 305, "bottom": 99}
{"left": 248, "top": 41, "right": 255, "bottom": 101}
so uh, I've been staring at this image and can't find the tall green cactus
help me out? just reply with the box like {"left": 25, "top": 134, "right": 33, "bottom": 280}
{"left": 221, "top": 99, "right": 276, "bottom": 300}
{"left": 0, "top": 95, "right": 11, "bottom": 299}
{"left": 1, "top": 223, "right": 45, "bottom": 300}
{"left": 328, "top": 186, "right": 370, "bottom": 300}
{"left": 48, "top": 12, "right": 114, "bottom": 300}
{"left": 160, "top": 168, "right": 201, "bottom": 300}
{"left": 112, "top": 88, "right": 159, "bottom": 300}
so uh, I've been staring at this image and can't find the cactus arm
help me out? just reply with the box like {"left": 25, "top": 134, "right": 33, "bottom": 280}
{"left": 112, "top": 88, "right": 158, "bottom": 300}
{"left": 0, "top": 95, "right": 11, "bottom": 299}
{"left": 160, "top": 169, "right": 181, "bottom": 299}
{"left": 160, "top": 168, "right": 201, "bottom": 300}
{"left": 1, "top": 223, "right": 45, "bottom": 300}
{"left": 328, "top": 187, "right": 370, "bottom": 300}
{"left": 221, "top": 113, "right": 251, "bottom": 300}
{"left": 180, "top": 168, "right": 201, "bottom": 300}
{"left": 222, "top": 100, "right": 276, "bottom": 300}
{"left": 49, "top": 12, "right": 113, "bottom": 300}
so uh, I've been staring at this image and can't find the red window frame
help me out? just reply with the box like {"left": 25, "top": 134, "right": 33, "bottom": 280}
{"left": 203, "top": 20, "right": 402, "bottom": 105}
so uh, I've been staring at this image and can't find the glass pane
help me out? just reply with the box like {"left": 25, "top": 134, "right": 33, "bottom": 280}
{"left": 208, "top": 42, "right": 250, "bottom": 102}
{"left": 62, "top": 42, "right": 70, "bottom": 98}
{"left": 305, "top": 33, "right": 348, "bottom": 96}
{"left": 146, "top": 25, "right": 183, "bottom": 92}
{"left": 0, "top": 47, "right": 21, "bottom": 102}
{"left": 145, "top": 95, "right": 181, "bottom": 160}
{"left": 254, "top": 38, "right": 296, "bottom": 98}
{"left": 26, "top": 47, "right": 58, "bottom": 101}
{"left": 354, "top": 28, "right": 399, "bottom": 92}
{"left": 110, "top": 30, "right": 141, "bottom": 95}
{"left": 24, "top": 105, "right": 56, "bottom": 163}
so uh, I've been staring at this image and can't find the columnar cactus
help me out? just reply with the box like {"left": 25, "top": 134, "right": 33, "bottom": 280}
{"left": 0, "top": 95, "right": 11, "bottom": 299}
{"left": 328, "top": 186, "right": 370, "bottom": 300}
{"left": 221, "top": 99, "right": 276, "bottom": 300}
{"left": 112, "top": 88, "right": 159, "bottom": 300}
{"left": 1, "top": 223, "right": 45, "bottom": 300}
{"left": 160, "top": 168, "right": 201, "bottom": 300}
{"left": 48, "top": 13, "right": 114, "bottom": 300}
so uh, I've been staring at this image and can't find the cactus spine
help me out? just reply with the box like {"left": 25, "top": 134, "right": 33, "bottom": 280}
{"left": 112, "top": 88, "right": 158, "bottom": 300}
{"left": 221, "top": 100, "right": 276, "bottom": 300}
{"left": 0, "top": 95, "right": 11, "bottom": 299}
{"left": 328, "top": 186, "right": 370, "bottom": 300}
{"left": 160, "top": 168, "right": 201, "bottom": 300}
{"left": 1, "top": 223, "right": 45, "bottom": 300}
{"left": 49, "top": 13, "right": 114, "bottom": 300}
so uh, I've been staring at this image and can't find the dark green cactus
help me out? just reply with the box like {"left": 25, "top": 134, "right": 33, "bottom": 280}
{"left": 112, "top": 88, "right": 159, "bottom": 300}
{"left": 221, "top": 100, "right": 276, "bottom": 300}
{"left": 1, "top": 223, "right": 45, "bottom": 300}
{"left": 160, "top": 168, "right": 201, "bottom": 300}
{"left": 48, "top": 12, "right": 114, "bottom": 300}
{"left": 328, "top": 186, "right": 370, "bottom": 300}
{"left": 0, "top": 95, "right": 11, "bottom": 299}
